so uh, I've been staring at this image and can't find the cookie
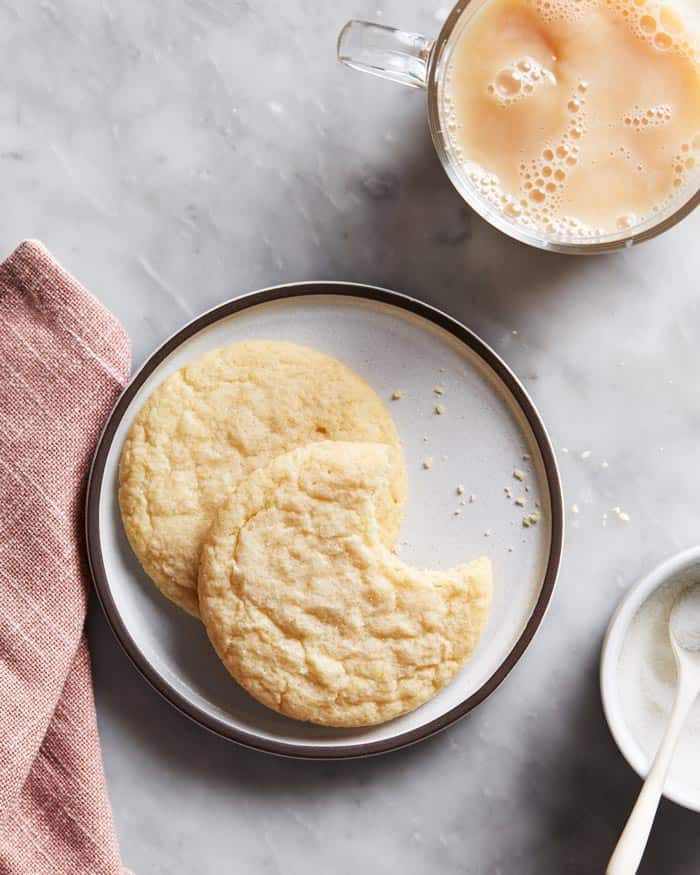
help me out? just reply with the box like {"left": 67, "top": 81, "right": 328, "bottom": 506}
{"left": 119, "top": 341, "right": 406, "bottom": 617}
{"left": 198, "top": 441, "right": 492, "bottom": 727}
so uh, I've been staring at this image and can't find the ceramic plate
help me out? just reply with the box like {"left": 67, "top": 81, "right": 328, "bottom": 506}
{"left": 86, "top": 282, "right": 563, "bottom": 758}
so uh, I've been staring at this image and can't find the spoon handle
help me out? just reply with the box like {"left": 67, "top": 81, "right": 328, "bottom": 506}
{"left": 607, "top": 680, "right": 699, "bottom": 875}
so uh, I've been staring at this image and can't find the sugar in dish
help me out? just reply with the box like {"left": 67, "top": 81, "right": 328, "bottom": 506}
{"left": 617, "top": 572, "right": 700, "bottom": 795}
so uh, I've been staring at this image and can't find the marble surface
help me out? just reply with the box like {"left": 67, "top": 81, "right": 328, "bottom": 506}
{"left": 1, "top": 0, "right": 699, "bottom": 872}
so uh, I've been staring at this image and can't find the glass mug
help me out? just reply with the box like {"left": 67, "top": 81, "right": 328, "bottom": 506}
{"left": 337, "top": 3, "right": 700, "bottom": 254}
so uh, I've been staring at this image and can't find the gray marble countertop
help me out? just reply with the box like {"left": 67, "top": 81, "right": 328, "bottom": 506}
{"left": 1, "top": 1, "right": 699, "bottom": 872}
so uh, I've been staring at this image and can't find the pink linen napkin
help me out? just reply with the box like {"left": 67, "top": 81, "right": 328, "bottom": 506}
{"left": 0, "top": 241, "right": 132, "bottom": 874}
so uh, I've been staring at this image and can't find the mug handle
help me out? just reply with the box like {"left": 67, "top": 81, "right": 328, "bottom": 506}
{"left": 337, "top": 20, "right": 434, "bottom": 90}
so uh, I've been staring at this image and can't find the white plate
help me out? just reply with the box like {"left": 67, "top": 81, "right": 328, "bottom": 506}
{"left": 86, "top": 283, "right": 563, "bottom": 758}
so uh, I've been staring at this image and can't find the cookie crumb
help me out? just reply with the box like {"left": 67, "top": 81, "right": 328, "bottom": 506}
{"left": 391, "top": 390, "right": 404, "bottom": 400}
{"left": 561, "top": 447, "right": 569, "bottom": 454}
{"left": 435, "top": 404, "right": 445, "bottom": 415}
{"left": 422, "top": 436, "right": 429, "bottom": 443}
{"left": 507, "top": 546, "right": 513, "bottom": 552}
{"left": 484, "top": 529, "right": 492, "bottom": 537}
{"left": 523, "top": 512, "right": 540, "bottom": 528}
{"left": 513, "top": 468, "right": 526, "bottom": 481}
{"left": 504, "top": 486, "right": 512, "bottom": 498}
{"left": 515, "top": 497, "right": 526, "bottom": 507}
{"left": 571, "top": 503, "right": 579, "bottom": 514}
{"left": 580, "top": 450, "right": 591, "bottom": 460}
{"left": 453, "top": 509, "right": 462, "bottom": 517}
{"left": 433, "top": 385, "right": 445, "bottom": 396}
{"left": 613, "top": 506, "right": 630, "bottom": 522}
{"left": 601, "top": 460, "right": 609, "bottom": 469}
{"left": 522, "top": 453, "right": 531, "bottom": 461}
{"left": 422, "top": 457, "right": 433, "bottom": 470}
{"left": 456, "top": 484, "right": 465, "bottom": 495}
{"left": 512, "top": 329, "right": 518, "bottom": 335}
{"left": 469, "top": 494, "right": 476, "bottom": 503}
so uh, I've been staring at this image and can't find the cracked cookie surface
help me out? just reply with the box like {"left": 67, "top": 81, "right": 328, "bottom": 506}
{"left": 199, "top": 441, "right": 492, "bottom": 727}
{"left": 118, "top": 341, "right": 406, "bottom": 617}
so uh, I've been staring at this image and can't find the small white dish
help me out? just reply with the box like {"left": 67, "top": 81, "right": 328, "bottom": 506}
{"left": 600, "top": 545, "right": 700, "bottom": 812}
{"left": 87, "top": 282, "right": 564, "bottom": 758}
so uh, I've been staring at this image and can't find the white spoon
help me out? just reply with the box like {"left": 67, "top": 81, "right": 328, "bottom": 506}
{"left": 607, "top": 582, "right": 700, "bottom": 875}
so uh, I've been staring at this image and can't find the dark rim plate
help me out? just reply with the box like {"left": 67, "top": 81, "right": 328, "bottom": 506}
{"left": 86, "top": 282, "right": 564, "bottom": 759}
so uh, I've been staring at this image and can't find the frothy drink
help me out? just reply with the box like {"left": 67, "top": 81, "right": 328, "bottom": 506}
{"left": 441, "top": 0, "right": 700, "bottom": 239}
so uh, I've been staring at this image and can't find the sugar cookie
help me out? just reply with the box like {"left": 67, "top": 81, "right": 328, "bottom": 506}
{"left": 119, "top": 342, "right": 406, "bottom": 616}
{"left": 199, "top": 441, "right": 492, "bottom": 727}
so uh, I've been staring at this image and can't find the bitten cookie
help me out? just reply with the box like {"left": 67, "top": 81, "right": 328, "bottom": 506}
{"left": 119, "top": 341, "right": 406, "bottom": 617}
{"left": 198, "top": 441, "right": 492, "bottom": 727}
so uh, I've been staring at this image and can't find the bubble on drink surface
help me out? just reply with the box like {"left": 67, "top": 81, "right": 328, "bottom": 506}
{"left": 616, "top": 213, "right": 637, "bottom": 229}
{"left": 535, "top": 0, "right": 699, "bottom": 63}
{"left": 508, "top": 85, "right": 587, "bottom": 222}
{"left": 623, "top": 103, "right": 673, "bottom": 130}
{"left": 494, "top": 67, "right": 523, "bottom": 98}
{"left": 624, "top": 0, "right": 697, "bottom": 61}
{"left": 535, "top": 0, "right": 596, "bottom": 23}
{"left": 669, "top": 144, "right": 697, "bottom": 193}
{"left": 487, "top": 56, "right": 556, "bottom": 104}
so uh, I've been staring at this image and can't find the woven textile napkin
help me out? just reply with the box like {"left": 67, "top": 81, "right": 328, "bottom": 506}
{"left": 0, "top": 241, "right": 131, "bottom": 874}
